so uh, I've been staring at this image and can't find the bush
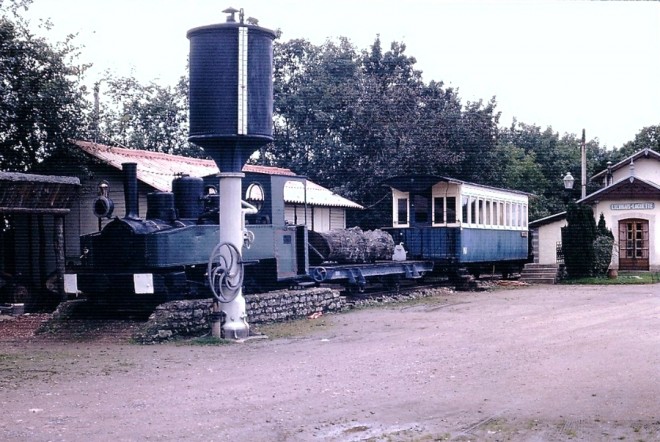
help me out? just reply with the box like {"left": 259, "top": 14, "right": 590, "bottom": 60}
{"left": 562, "top": 202, "right": 596, "bottom": 278}
{"left": 593, "top": 235, "right": 614, "bottom": 276}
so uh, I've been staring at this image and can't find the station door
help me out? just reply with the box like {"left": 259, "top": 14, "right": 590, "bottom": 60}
{"left": 618, "top": 219, "right": 649, "bottom": 271}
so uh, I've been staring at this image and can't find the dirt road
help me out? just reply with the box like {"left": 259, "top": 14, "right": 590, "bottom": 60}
{"left": 1, "top": 284, "right": 659, "bottom": 441}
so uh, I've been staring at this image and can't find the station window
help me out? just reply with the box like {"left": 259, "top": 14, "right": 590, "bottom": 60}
{"left": 397, "top": 198, "right": 408, "bottom": 225}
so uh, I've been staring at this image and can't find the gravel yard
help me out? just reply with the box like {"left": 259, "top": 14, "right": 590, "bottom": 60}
{"left": 1, "top": 283, "right": 659, "bottom": 441}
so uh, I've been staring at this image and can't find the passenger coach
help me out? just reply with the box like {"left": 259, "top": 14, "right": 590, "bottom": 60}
{"left": 384, "top": 175, "right": 530, "bottom": 278}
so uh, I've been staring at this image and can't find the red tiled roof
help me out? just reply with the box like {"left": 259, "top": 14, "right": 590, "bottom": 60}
{"left": 74, "top": 141, "right": 295, "bottom": 191}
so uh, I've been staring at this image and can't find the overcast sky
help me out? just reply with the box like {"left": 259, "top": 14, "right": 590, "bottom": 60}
{"left": 24, "top": 0, "right": 660, "bottom": 149}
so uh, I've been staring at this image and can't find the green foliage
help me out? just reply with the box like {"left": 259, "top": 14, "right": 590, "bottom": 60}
{"left": 591, "top": 213, "right": 614, "bottom": 277}
{"left": 592, "top": 235, "right": 614, "bottom": 276}
{"left": 597, "top": 212, "right": 613, "bottom": 239}
{"left": 94, "top": 74, "right": 204, "bottom": 158}
{"left": 612, "top": 124, "right": 660, "bottom": 161}
{"left": 0, "top": 2, "right": 89, "bottom": 171}
{"left": 264, "top": 36, "right": 501, "bottom": 228}
{"left": 561, "top": 202, "right": 597, "bottom": 278}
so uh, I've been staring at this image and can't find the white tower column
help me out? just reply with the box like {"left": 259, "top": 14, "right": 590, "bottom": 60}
{"left": 215, "top": 172, "right": 249, "bottom": 340}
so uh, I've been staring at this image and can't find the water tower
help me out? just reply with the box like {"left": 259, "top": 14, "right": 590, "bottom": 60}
{"left": 187, "top": 7, "right": 276, "bottom": 339}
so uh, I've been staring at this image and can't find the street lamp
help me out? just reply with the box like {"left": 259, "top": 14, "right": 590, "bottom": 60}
{"left": 563, "top": 172, "right": 575, "bottom": 190}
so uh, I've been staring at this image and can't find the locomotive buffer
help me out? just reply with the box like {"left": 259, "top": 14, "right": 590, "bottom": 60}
{"left": 187, "top": 8, "right": 277, "bottom": 339}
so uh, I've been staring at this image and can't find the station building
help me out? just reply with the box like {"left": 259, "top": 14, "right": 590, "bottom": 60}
{"left": 530, "top": 148, "right": 660, "bottom": 272}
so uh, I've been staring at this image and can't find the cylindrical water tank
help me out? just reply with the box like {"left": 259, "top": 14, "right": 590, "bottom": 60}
{"left": 172, "top": 175, "right": 204, "bottom": 220}
{"left": 187, "top": 16, "right": 276, "bottom": 171}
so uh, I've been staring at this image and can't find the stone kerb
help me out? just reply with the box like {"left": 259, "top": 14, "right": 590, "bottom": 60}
{"left": 134, "top": 287, "right": 344, "bottom": 344}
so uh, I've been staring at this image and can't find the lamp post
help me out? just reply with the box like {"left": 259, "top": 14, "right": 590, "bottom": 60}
{"left": 563, "top": 172, "right": 575, "bottom": 204}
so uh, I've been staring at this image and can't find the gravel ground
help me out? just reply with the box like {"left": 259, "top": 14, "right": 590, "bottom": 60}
{"left": 0, "top": 283, "right": 659, "bottom": 441}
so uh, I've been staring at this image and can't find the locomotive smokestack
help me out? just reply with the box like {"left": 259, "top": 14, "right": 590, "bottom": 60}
{"left": 122, "top": 162, "right": 139, "bottom": 219}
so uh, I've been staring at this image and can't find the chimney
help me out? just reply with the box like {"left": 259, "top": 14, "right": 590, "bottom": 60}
{"left": 122, "top": 162, "right": 139, "bottom": 219}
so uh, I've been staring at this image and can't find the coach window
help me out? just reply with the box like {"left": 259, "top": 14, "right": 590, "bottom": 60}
{"left": 446, "top": 196, "right": 457, "bottom": 223}
{"left": 470, "top": 197, "right": 477, "bottom": 225}
{"left": 462, "top": 196, "right": 469, "bottom": 224}
{"left": 485, "top": 200, "right": 491, "bottom": 225}
{"left": 397, "top": 198, "right": 408, "bottom": 225}
{"left": 434, "top": 197, "right": 445, "bottom": 224}
{"left": 513, "top": 203, "right": 520, "bottom": 227}
{"left": 499, "top": 202, "right": 504, "bottom": 226}
{"left": 413, "top": 194, "right": 430, "bottom": 224}
{"left": 477, "top": 199, "right": 484, "bottom": 225}
{"left": 505, "top": 202, "right": 511, "bottom": 227}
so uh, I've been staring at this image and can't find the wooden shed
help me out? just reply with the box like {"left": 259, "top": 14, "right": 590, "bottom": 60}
{"left": 0, "top": 172, "right": 80, "bottom": 309}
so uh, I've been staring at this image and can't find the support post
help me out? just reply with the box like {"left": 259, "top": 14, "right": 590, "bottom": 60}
{"left": 53, "top": 215, "right": 66, "bottom": 302}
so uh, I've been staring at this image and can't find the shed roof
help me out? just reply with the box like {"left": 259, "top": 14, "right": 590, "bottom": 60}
{"left": 0, "top": 172, "right": 80, "bottom": 214}
{"left": 282, "top": 180, "right": 363, "bottom": 209}
{"left": 74, "top": 141, "right": 362, "bottom": 209}
{"left": 528, "top": 211, "right": 567, "bottom": 228}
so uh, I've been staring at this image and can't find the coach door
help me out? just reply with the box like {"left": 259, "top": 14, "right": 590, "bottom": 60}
{"left": 618, "top": 219, "right": 649, "bottom": 271}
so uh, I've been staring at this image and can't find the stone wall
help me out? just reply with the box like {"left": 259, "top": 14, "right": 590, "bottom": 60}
{"left": 134, "top": 287, "right": 344, "bottom": 344}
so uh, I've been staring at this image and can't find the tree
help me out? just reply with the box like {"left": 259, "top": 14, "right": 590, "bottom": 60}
{"left": 498, "top": 122, "right": 609, "bottom": 220}
{"left": 0, "top": 1, "right": 89, "bottom": 171}
{"left": 611, "top": 124, "right": 660, "bottom": 161}
{"left": 94, "top": 74, "right": 203, "bottom": 157}
{"left": 264, "top": 36, "right": 503, "bottom": 228}
{"left": 561, "top": 202, "right": 597, "bottom": 278}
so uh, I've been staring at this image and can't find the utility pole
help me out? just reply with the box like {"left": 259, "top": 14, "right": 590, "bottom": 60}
{"left": 581, "top": 129, "right": 587, "bottom": 200}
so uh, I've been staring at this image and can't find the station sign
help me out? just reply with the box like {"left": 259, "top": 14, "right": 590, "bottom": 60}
{"left": 610, "top": 202, "right": 655, "bottom": 210}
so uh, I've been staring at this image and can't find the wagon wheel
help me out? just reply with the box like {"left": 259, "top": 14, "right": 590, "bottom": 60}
{"left": 311, "top": 267, "right": 327, "bottom": 283}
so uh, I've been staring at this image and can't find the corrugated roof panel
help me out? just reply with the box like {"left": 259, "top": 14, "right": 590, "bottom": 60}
{"left": 283, "top": 180, "right": 364, "bottom": 209}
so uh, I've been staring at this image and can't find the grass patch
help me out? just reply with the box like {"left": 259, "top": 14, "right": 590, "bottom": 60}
{"left": 254, "top": 316, "right": 332, "bottom": 340}
{"left": 178, "top": 336, "right": 233, "bottom": 346}
{"left": 561, "top": 272, "right": 659, "bottom": 285}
